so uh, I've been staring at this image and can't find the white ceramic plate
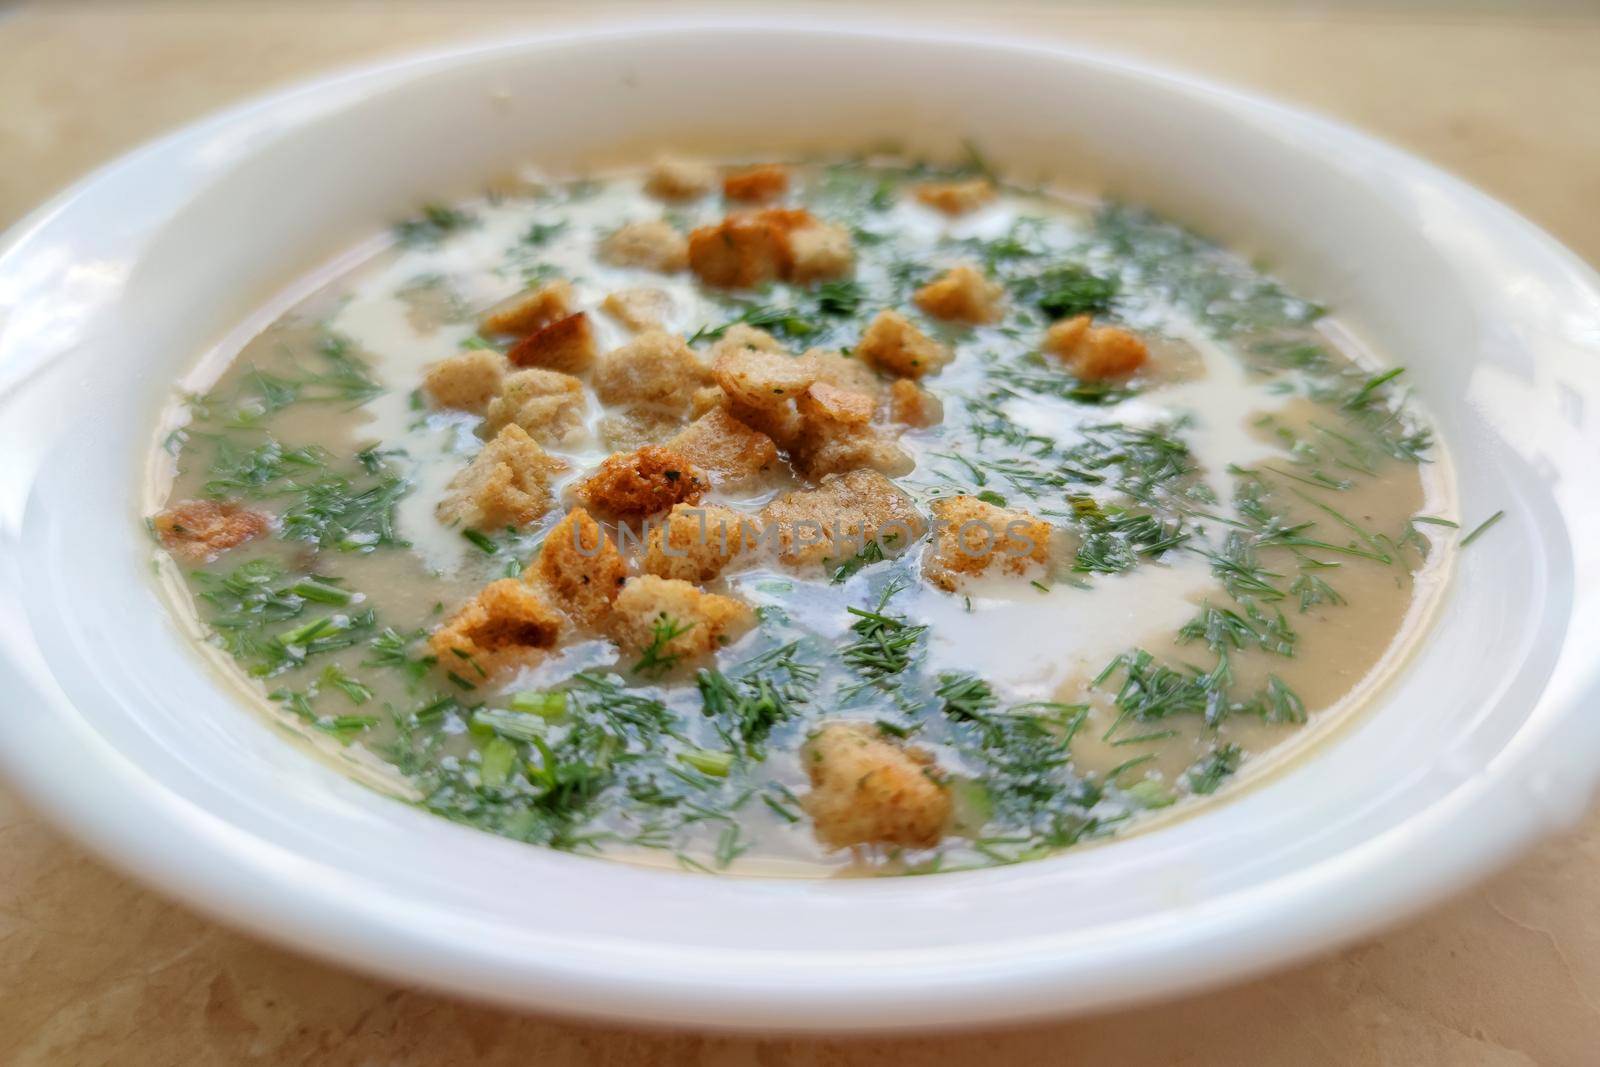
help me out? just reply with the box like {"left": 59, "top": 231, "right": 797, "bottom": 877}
{"left": 2, "top": 21, "right": 1599, "bottom": 1032}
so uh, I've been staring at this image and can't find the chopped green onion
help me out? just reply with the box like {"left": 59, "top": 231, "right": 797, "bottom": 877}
{"left": 679, "top": 749, "right": 734, "bottom": 778}
{"left": 479, "top": 736, "right": 517, "bottom": 788}
{"left": 1126, "top": 780, "right": 1176, "bottom": 809}
{"left": 509, "top": 690, "right": 568, "bottom": 720}
{"left": 289, "top": 578, "right": 353, "bottom": 605}
{"left": 472, "top": 708, "right": 551, "bottom": 743}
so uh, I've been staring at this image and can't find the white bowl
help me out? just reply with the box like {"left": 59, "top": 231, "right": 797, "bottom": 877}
{"left": 2, "top": 21, "right": 1599, "bottom": 1032}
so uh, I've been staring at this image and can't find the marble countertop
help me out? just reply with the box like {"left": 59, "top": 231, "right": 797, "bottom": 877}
{"left": 3, "top": 4, "right": 1597, "bottom": 1063}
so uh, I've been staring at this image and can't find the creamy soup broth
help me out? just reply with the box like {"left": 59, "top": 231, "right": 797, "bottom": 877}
{"left": 148, "top": 157, "right": 1451, "bottom": 875}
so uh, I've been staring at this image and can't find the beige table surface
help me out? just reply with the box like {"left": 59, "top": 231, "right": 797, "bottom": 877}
{"left": 3, "top": 3, "right": 1599, "bottom": 1064}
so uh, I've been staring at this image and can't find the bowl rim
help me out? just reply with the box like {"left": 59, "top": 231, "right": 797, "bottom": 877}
{"left": 3, "top": 16, "right": 1600, "bottom": 1032}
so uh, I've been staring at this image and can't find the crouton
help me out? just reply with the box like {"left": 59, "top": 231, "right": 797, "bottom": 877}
{"left": 535, "top": 508, "right": 628, "bottom": 629}
{"left": 798, "top": 381, "right": 874, "bottom": 426}
{"left": 804, "top": 348, "right": 884, "bottom": 398}
{"left": 787, "top": 220, "right": 854, "bottom": 284}
{"left": 914, "top": 264, "right": 1004, "bottom": 324}
{"left": 479, "top": 280, "right": 574, "bottom": 337}
{"left": 153, "top": 499, "right": 269, "bottom": 562}
{"left": 709, "top": 343, "right": 817, "bottom": 448}
{"left": 914, "top": 179, "right": 995, "bottom": 216}
{"left": 593, "top": 330, "right": 712, "bottom": 415}
{"left": 687, "top": 212, "right": 789, "bottom": 290}
{"left": 1042, "top": 315, "right": 1149, "bottom": 380}
{"left": 722, "top": 163, "right": 789, "bottom": 202}
{"left": 800, "top": 434, "right": 913, "bottom": 479}
{"left": 686, "top": 208, "right": 813, "bottom": 289}
{"left": 429, "top": 579, "right": 564, "bottom": 679}
{"left": 690, "top": 385, "right": 726, "bottom": 418}
{"left": 577, "top": 446, "right": 708, "bottom": 521}
{"left": 707, "top": 323, "right": 787, "bottom": 358}
{"left": 482, "top": 368, "right": 587, "bottom": 444}
{"left": 597, "top": 407, "right": 684, "bottom": 450}
{"left": 788, "top": 382, "right": 912, "bottom": 478}
{"left": 646, "top": 156, "right": 715, "bottom": 200}
{"left": 760, "top": 469, "right": 926, "bottom": 567}
{"left": 887, "top": 378, "right": 944, "bottom": 428}
{"left": 923, "top": 495, "right": 1053, "bottom": 591}
{"left": 712, "top": 345, "right": 816, "bottom": 408}
{"left": 601, "top": 287, "right": 673, "bottom": 332}
{"left": 422, "top": 349, "right": 506, "bottom": 413}
{"left": 666, "top": 408, "right": 780, "bottom": 486}
{"left": 1075, "top": 327, "right": 1148, "bottom": 381}
{"left": 856, "top": 309, "right": 952, "bottom": 379}
{"left": 1042, "top": 315, "right": 1090, "bottom": 356}
{"left": 641, "top": 503, "right": 761, "bottom": 582}
{"left": 792, "top": 426, "right": 913, "bottom": 479}
{"left": 609, "top": 575, "right": 755, "bottom": 665}
{"left": 437, "top": 424, "right": 564, "bottom": 530}
{"left": 599, "top": 219, "right": 689, "bottom": 273}
{"left": 507, "top": 311, "right": 597, "bottom": 374}
{"left": 802, "top": 723, "right": 950, "bottom": 850}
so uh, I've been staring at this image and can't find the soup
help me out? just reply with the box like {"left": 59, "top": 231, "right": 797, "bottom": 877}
{"left": 147, "top": 156, "right": 1452, "bottom": 875}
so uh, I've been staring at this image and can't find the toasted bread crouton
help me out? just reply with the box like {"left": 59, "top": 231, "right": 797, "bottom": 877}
{"left": 430, "top": 579, "right": 564, "bottom": 679}
{"left": 798, "top": 382, "right": 875, "bottom": 426}
{"left": 597, "top": 407, "right": 684, "bottom": 450}
{"left": 712, "top": 345, "right": 816, "bottom": 408}
{"left": 760, "top": 469, "right": 926, "bottom": 567}
{"left": 437, "top": 424, "right": 564, "bottom": 530}
{"left": 787, "top": 220, "right": 854, "bottom": 284}
{"left": 601, "top": 287, "right": 673, "bottom": 332}
{"left": 690, "top": 385, "right": 726, "bottom": 418}
{"left": 507, "top": 311, "right": 597, "bottom": 374}
{"left": 593, "top": 330, "right": 712, "bottom": 415}
{"left": 578, "top": 446, "right": 708, "bottom": 521}
{"left": 856, "top": 309, "right": 953, "bottom": 379}
{"left": 887, "top": 378, "right": 944, "bottom": 428}
{"left": 722, "top": 163, "right": 789, "bottom": 203}
{"left": 924, "top": 495, "right": 1052, "bottom": 591}
{"left": 914, "top": 178, "right": 996, "bottom": 216}
{"left": 422, "top": 349, "right": 507, "bottom": 413}
{"left": 482, "top": 368, "right": 587, "bottom": 444}
{"left": 666, "top": 408, "right": 780, "bottom": 486}
{"left": 687, "top": 211, "right": 791, "bottom": 290}
{"left": 804, "top": 348, "right": 884, "bottom": 398}
{"left": 646, "top": 156, "right": 716, "bottom": 200}
{"left": 535, "top": 508, "right": 628, "bottom": 629}
{"left": 1042, "top": 315, "right": 1148, "bottom": 380}
{"left": 710, "top": 343, "right": 817, "bottom": 448}
{"left": 599, "top": 219, "right": 689, "bottom": 273}
{"left": 641, "top": 503, "right": 761, "bottom": 582}
{"left": 914, "top": 265, "right": 1004, "bottom": 324}
{"left": 803, "top": 723, "right": 950, "bottom": 850}
{"left": 609, "top": 575, "right": 755, "bottom": 665}
{"left": 154, "top": 499, "right": 269, "bottom": 562}
{"left": 795, "top": 432, "right": 913, "bottom": 479}
{"left": 707, "top": 323, "right": 787, "bottom": 358}
{"left": 479, "top": 280, "right": 574, "bottom": 337}
{"left": 1042, "top": 314, "right": 1090, "bottom": 356}
{"left": 791, "top": 382, "right": 912, "bottom": 478}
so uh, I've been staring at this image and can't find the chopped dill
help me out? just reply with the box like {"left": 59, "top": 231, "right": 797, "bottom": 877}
{"left": 841, "top": 582, "right": 927, "bottom": 680}
{"left": 1459, "top": 509, "right": 1506, "bottom": 548}
{"left": 395, "top": 203, "right": 477, "bottom": 246}
{"left": 1189, "top": 743, "right": 1243, "bottom": 795}
{"left": 632, "top": 614, "right": 696, "bottom": 677}
{"left": 696, "top": 641, "right": 817, "bottom": 757}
